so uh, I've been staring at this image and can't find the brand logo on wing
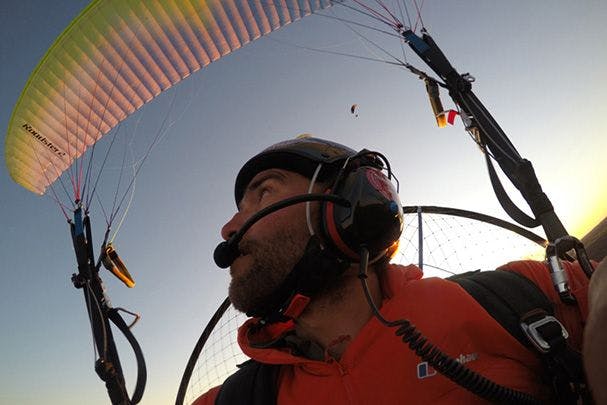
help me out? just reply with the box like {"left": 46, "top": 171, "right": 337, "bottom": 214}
{"left": 22, "top": 122, "right": 67, "bottom": 158}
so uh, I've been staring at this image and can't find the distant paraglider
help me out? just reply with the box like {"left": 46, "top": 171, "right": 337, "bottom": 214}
{"left": 350, "top": 104, "right": 359, "bottom": 117}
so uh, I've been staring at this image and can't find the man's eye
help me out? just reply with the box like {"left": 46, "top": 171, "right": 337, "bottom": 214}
{"left": 258, "top": 187, "right": 271, "bottom": 201}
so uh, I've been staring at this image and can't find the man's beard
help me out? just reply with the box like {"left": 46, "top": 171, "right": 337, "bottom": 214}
{"left": 228, "top": 227, "right": 309, "bottom": 314}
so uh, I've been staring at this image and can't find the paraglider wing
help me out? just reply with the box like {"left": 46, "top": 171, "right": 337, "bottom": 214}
{"left": 5, "top": 0, "right": 332, "bottom": 196}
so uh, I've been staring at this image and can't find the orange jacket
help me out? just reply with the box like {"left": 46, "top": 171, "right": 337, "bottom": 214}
{"left": 194, "top": 260, "right": 589, "bottom": 404}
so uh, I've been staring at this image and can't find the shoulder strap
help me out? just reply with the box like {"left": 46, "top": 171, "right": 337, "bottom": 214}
{"left": 448, "top": 269, "right": 591, "bottom": 404}
{"left": 215, "top": 360, "right": 279, "bottom": 405}
{"left": 448, "top": 269, "right": 552, "bottom": 348}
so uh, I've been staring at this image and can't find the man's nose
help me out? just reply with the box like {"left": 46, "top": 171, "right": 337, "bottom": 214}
{"left": 221, "top": 212, "right": 244, "bottom": 241}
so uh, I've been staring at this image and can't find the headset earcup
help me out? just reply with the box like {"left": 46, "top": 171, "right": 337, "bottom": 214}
{"left": 322, "top": 198, "right": 359, "bottom": 260}
{"left": 321, "top": 166, "right": 403, "bottom": 261}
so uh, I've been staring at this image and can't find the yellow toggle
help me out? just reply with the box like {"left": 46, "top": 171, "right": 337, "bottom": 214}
{"left": 435, "top": 113, "right": 448, "bottom": 128}
{"left": 101, "top": 244, "right": 135, "bottom": 288}
{"left": 425, "top": 79, "right": 447, "bottom": 128}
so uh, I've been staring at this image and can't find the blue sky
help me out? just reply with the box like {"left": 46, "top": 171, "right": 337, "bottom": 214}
{"left": 1, "top": 1, "right": 606, "bottom": 404}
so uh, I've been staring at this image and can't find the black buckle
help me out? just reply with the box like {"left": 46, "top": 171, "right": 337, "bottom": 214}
{"left": 521, "top": 314, "right": 569, "bottom": 353}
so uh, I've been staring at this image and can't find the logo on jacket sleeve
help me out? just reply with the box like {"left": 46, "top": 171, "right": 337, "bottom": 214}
{"left": 416, "top": 362, "right": 437, "bottom": 379}
{"left": 416, "top": 353, "right": 478, "bottom": 379}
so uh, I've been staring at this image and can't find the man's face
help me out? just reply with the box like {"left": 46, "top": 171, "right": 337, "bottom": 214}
{"left": 221, "top": 169, "right": 316, "bottom": 314}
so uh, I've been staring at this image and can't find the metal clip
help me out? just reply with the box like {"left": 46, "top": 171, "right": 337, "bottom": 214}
{"left": 462, "top": 73, "right": 475, "bottom": 82}
{"left": 521, "top": 316, "right": 569, "bottom": 353}
{"left": 547, "top": 255, "right": 570, "bottom": 295}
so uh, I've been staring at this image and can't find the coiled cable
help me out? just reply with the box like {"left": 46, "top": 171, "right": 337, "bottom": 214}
{"left": 357, "top": 247, "right": 542, "bottom": 405}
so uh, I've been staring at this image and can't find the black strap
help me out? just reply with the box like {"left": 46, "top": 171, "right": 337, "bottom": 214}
{"left": 248, "top": 236, "right": 349, "bottom": 323}
{"left": 448, "top": 269, "right": 552, "bottom": 348}
{"left": 215, "top": 360, "right": 279, "bottom": 405}
{"left": 449, "top": 270, "right": 590, "bottom": 404}
{"left": 107, "top": 309, "right": 147, "bottom": 404}
{"left": 484, "top": 154, "right": 540, "bottom": 229}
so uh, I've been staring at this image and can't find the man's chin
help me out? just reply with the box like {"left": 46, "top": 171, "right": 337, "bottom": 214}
{"left": 229, "top": 254, "right": 252, "bottom": 277}
{"left": 228, "top": 283, "right": 255, "bottom": 314}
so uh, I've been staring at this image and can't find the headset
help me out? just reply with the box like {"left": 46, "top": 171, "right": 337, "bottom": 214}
{"left": 320, "top": 151, "right": 403, "bottom": 262}
{"left": 214, "top": 147, "right": 403, "bottom": 269}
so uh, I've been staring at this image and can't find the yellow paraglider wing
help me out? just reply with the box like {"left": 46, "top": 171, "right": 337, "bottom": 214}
{"left": 5, "top": 0, "right": 332, "bottom": 195}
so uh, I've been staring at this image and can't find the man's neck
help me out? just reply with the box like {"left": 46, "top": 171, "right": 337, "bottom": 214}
{"left": 294, "top": 267, "right": 383, "bottom": 360}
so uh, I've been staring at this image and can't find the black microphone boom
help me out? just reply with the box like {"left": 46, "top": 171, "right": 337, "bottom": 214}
{"left": 213, "top": 193, "right": 350, "bottom": 268}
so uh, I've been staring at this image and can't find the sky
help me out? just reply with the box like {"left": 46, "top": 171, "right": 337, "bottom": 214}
{"left": 1, "top": 1, "right": 606, "bottom": 404}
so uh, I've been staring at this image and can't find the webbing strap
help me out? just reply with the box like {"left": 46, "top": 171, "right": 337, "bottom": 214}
{"left": 108, "top": 309, "right": 147, "bottom": 404}
{"left": 215, "top": 360, "right": 279, "bottom": 405}
{"left": 484, "top": 154, "right": 540, "bottom": 229}
{"left": 449, "top": 270, "right": 590, "bottom": 404}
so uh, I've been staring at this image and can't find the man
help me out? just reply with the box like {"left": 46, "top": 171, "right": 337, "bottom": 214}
{"left": 195, "top": 136, "right": 594, "bottom": 404}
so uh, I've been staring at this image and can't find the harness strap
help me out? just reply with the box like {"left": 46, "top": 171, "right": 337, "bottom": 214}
{"left": 449, "top": 269, "right": 590, "bottom": 404}
{"left": 484, "top": 154, "right": 540, "bottom": 228}
{"left": 108, "top": 309, "right": 147, "bottom": 404}
{"left": 215, "top": 360, "right": 279, "bottom": 405}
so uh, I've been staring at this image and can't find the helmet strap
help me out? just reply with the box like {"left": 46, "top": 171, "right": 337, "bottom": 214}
{"left": 246, "top": 236, "right": 350, "bottom": 325}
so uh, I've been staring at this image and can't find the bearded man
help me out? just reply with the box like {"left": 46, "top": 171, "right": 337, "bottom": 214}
{"left": 194, "top": 136, "right": 598, "bottom": 404}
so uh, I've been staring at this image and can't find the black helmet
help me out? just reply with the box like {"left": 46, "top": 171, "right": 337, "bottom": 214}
{"left": 234, "top": 136, "right": 356, "bottom": 206}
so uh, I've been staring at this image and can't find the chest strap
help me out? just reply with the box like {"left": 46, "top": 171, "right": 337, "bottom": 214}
{"left": 215, "top": 359, "right": 279, "bottom": 405}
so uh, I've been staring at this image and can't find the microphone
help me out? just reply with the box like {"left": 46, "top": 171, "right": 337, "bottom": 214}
{"left": 213, "top": 240, "right": 239, "bottom": 269}
{"left": 213, "top": 193, "right": 350, "bottom": 268}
